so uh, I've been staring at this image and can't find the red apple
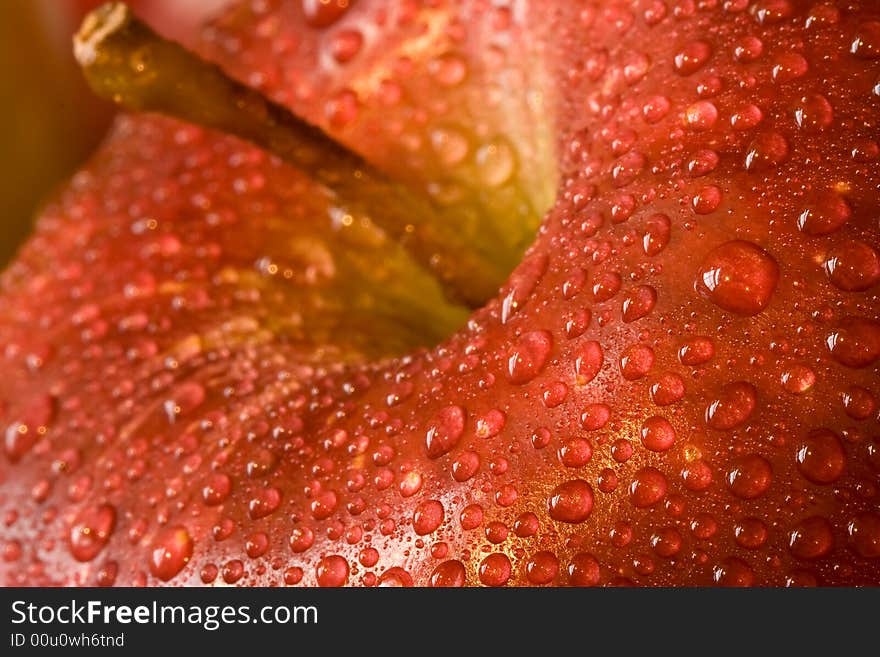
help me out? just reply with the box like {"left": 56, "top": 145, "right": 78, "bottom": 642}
{"left": 2, "top": 0, "right": 880, "bottom": 587}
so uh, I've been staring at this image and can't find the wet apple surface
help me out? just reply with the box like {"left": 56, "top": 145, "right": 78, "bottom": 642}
{"left": 1, "top": 0, "right": 880, "bottom": 586}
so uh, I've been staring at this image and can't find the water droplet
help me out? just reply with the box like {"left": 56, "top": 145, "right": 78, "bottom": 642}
{"left": 558, "top": 438, "right": 593, "bottom": 468}
{"left": 378, "top": 567, "right": 414, "bottom": 587}
{"left": 640, "top": 416, "right": 676, "bottom": 452}
{"left": 826, "top": 318, "right": 880, "bottom": 368}
{"left": 619, "top": 344, "right": 654, "bottom": 380}
{"left": 479, "top": 553, "right": 512, "bottom": 586}
{"left": 548, "top": 479, "right": 594, "bottom": 523}
{"left": 202, "top": 473, "right": 231, "bottom": 506}
{"left": 651, "top": 528, "right": 683, "bottom": 557}
{"left": 696, "top": 240, "right": 779, "bottom": 316}
{"left": 425, "top": 405, "right": 466, "bottom": 458}
{"left": 789, "top": 516, "right": 834, "bottom": 559}
{"left": 69, "top": 504, "right": 116, "bottom": 562}
{"left": 451, "top": 450, "right": 480, "bottom": 481}
{"left": 514, "top": 512, "right": 540, "bottom": 537}
{"left": 744, "top": 131, "right": 789, "bottom": 170}
{"left": 567, "top": 553, "right": 600, "bottom": 586}
{"left": 650, "top": 372, "right": 686, "bottom": 405}
{"left": 706, "top": 382, "right": 758, "bottom": 430}
{"left": 751, "top": 0, "right": 794, "bottom": 24}
{"left": 149, "top": 526, "right": 193, "bottom": 581}
{"left": 574, "top": 341, "right": 603, "bottom": 385}
{"left": 681, "top": 460, "right": 713, "bottom": 491}
{"left": 430, "top": 560, "right": 466, "bottom": 587}
{"left": 413, "top": 499, "right": 444, "bottom": 535}
{"left": 475, "top": 137, "right": 516, "bottom": 187}
{"left": 622, "top": 285, "right": 657, "bottom": 322}
{"left": 430, "top": 126, "right": 470, "bottom": 167}
{"left": 301, "top": 0, "right": 351, "bottom": 27}
{"left": 851, "top": 21, "right": 880, "bottom": 59}
{"left": 842, "top": 386, "right": 877, "bottom": 420}
{"left": 459, "top": 504, "right": 484, "bottom": 531}
{"left": 475, "top": 409, "right": 506, "bottom": 438}
{"left": 734, "top": 517, "right": 768, "bottom": 549}
{"left": 796, "top": 429, "right": 846, "bottom": 484}
{"left": 310, "top": 490, "right": 338, "bottom": 520}
{"left": 245, "top": 532, "right": 269, "bottom": 559}
{"left": 4, "top": 394, "right": 54, "bottom": 462}
{"left": 797, "top": 190, "right": 851, "bottom": 235}
{"left": 248, "top": 487, "right": 282, "bottom": 519}
{"left": 526, "top": 551, "right": 560, "bottom": 585}
{"left": 772, "top": 53, "right": 808, "bottom": 82}
{"left": 727, "top": 454, "right": 773, "bottom": 499}
{"left": 692, "top": 185, "right": 722, "bottom": 214}
{"left": 733, "top": 36, "right": 764, "bottom": 62}
{"left": 316, "top": 555, "right": 349, "bottom": 587}
{"left": 629, "top": 467, "right": 667, "bottom": 507}
{"left": 506, "top": 331, "right": 553, "bottom": 384}
{"left": 679, "top": 336, "right": 715, "bottom": 365}
{"left": 793, "top": 94, "right": 833, "bottom": 131}
{"left": 674, "top": 40, "right": 712, "bottom": 75}
{"left": 687, "top": 150, "right": 720, "bottom": 177}
{"left": 289, "top": 527, "right": 315, "bottom": 553}
{"left": 730, "top": 103, "right": 764, "bottom": 130}
{"left": 847, "top": 512, "right": 880, "bottom": 558}
{"left": 592, "top": 271, "right": 622, "bottom": 301}
{"left": 713, "top": 557, "right": 755, "bottom": 586}
{"left": 823, "top": 240, "right": 880, "bottom": 291}
{"left": 330, "top": 28, "right": 363, "bottom": 63}
{"left": 430, "top": 53, "right": 468, "bottom": 86}
{"left": 684, "top": 101, "right": 718, "bottom": 130}
{"left": 641, "top": 213, "right": 671, "bottom": 255}
{"left": 643, "top": 95, "right": 671, "bottom": 123}
{"left": 780, "top": 364, "right": 816, "bottom": 394}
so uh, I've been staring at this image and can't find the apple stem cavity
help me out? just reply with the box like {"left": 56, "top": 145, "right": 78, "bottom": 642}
{"left": 73, "top": 2, "right": 516, "bottom": 308}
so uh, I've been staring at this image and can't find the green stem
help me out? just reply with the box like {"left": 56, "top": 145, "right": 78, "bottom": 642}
{"left": 74, "top": 2, "right": 509, "bottom": 307}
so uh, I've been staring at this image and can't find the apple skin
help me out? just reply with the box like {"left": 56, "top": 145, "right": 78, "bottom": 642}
{"left": 2, "top": 0, "right": 880, "bottom": 587}
{"left": 0, "top": 1, "right": 232, "bottom": 268}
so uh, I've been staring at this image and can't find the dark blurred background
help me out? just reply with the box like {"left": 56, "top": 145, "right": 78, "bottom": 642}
{"left": 0, "top": 0, "right": 229, "bottom": 266}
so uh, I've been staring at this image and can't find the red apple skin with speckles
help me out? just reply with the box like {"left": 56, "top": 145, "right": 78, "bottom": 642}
{"left": 2, "top": 0, "right": 880, "bottom": 587}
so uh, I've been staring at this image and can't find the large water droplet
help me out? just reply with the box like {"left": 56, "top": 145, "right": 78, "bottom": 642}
{"left": 506, "top": 331, "right": 553, "bottom": 384}
{"left": 795, "top": 429, "right": 846, "bottom": 484}
{"left": 412, "top": 499, "right": 444, "bottom": 535}
{"left": 706, "top": 381, "right": 757, "bottom": 430}
{"left": 823, "top": 240, "right": 880, "bottom": 291}
{"left": 316, "top": 555, "right": 350, "bottom": 587}
{"left": 69, "top": 504, "right": 116, "bottom": 562}
{"left": 696, "top": 240, "right": 779, "bottom": 316}
{"left": 149, "top": 526, "right": 193, "bottom": 581}
{"left": 547, "top": 479, "right": 594, "bottom": 523}
{"left": 425, "top": 405, "right": 466, "bottom": 458}
{"left": 826, "top": 318, "right": 880, "bottom": 368}
{"left": 629, "top": 467, "right": 667, "bottom": 507}
{"left": 726, "top": 454, "right": 772, "bottom": 499}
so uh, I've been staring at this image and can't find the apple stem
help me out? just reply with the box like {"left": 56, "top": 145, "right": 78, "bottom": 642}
{"left": 73, "top": 2, "right": 511, "bottom": 308}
